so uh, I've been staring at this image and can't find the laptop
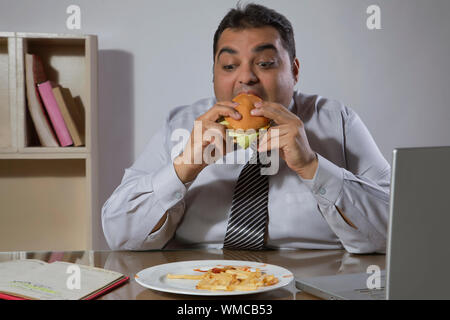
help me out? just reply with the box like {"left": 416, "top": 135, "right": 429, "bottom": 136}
{"left": 296, "top": 146, "right": 450, "bottom": 299}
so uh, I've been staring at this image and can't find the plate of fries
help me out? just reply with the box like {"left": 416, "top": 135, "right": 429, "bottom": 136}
{"left": 134, "top": 260, "right": 294, "bottom": 296}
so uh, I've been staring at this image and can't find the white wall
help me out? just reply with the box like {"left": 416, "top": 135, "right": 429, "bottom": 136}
{"left": 1, "top": 0, "right": 449, "bottom": 250}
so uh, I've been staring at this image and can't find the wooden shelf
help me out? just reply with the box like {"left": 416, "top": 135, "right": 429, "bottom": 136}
{"left": 0, "top": 152, "right": 88, "bottom": 160}
{"left": 0, "top": 159, "right": 89, "bottom": 251}
{"left": 0, "top": 32, "right": 98, "bottom": 251}
{"left": 20, "top": 146, "right": 88, "bottom": 153}
{"left": 0, "top": 33, "right": 16, "bottom": 153}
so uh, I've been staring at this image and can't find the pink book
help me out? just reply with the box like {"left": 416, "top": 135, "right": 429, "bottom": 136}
{"left": 37, "top": 81, "right": 73, "bottom": 147}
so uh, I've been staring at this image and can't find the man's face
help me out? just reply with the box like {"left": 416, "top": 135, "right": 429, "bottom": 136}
{"left": 213, "top": 26, "right": 299, "bottom": 107}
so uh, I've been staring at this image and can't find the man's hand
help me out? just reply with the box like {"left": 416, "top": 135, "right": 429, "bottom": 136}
{"left": 173, "top": 101, "right": 241, "bottom": 184}
{"left": 251, "top": 101, "right": 318, "bottom": 179}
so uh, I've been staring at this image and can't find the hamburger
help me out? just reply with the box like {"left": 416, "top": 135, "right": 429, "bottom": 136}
{"left": 219, "top": 93, "right": 271, "bottom": 149}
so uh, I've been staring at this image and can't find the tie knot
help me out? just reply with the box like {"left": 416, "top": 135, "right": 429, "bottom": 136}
{"left": 249, "top": 140, "right": 271, "bottom": 167}
{"left": 250, "top": 139, "right": 258, "bottom": 152}
{"left": 249, "top": 141, "right": 260, "bottom": 165}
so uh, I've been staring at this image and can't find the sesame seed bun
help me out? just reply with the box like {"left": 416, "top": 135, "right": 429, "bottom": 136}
{"left": 224, "top": 93, "right": 270, "bottom": 131}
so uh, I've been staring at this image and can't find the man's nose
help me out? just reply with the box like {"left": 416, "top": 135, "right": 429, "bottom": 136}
{"left": 238, "top": 63, "right": 258, "bottom": 85}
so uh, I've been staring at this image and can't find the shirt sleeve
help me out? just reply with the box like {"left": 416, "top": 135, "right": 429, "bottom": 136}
{"left": 101, "top": 117, "right": 189, "bottom": 250}
{"left": 300, "top": 108, "right": 391, "bottom": 254}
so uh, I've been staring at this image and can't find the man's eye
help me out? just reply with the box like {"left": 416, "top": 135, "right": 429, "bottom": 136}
{"left": 223, "top": 65, "right": 235, "bottom": 71}
{"left": 258, "top": 61, "right": 275, "bottom": 68}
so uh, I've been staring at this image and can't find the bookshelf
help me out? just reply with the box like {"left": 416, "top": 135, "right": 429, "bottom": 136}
{"left": 0, "top": 32, "right": 98, "bottom": 251}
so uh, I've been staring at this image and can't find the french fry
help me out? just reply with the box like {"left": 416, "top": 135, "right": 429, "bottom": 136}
{"left": 166, "top": 265, "right": 279, "bottom": 292}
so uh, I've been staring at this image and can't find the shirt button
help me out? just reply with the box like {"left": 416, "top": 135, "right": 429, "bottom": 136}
{"left": 175, "top": 192, "right": 183, "bottom": 200}
{"left": 318, "top": 187, "right": 326, "bottom": 195}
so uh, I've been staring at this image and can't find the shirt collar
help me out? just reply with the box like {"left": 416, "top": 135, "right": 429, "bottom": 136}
{"left": 287, "top": 96, "right": 296, "bottom": 113}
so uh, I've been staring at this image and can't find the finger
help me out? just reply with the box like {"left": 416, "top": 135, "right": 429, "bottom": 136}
{"left": 260, "top": 125, "right": 290, "bottom": 139}
{"left": 203, "top": 121, "right": 227, "bottom": 144}
{"left": 258, "top": 125, "right": 290, "bottom": 147}
{"left": 202, "top": 122, "right": 228, "bottom": 160}
{"left": 217, "top": 100, "right": 240, "bottom": 108}
{"left": 251, "top": 101, "right": 300, "bottom": 125}
{"left": 203, "top": 136, "right": 226, "bottom": 163}
{"left": 200, "top": 101, "right": 241, "bottom": 122}
{"left": 258, "top": 132, "right": 290, "bottom": 153}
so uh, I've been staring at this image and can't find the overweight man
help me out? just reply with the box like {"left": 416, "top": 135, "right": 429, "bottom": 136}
{"left": 102, "top": 4, "right": 390, "bottom": 253}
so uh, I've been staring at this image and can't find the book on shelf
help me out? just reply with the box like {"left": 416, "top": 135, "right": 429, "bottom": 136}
{"left": 24, "top": 53, "right": 59, "bottom": 147}
{"left": 37, "top": 81, "right": 73, "bottom": 147}
{"left": 0, "top": 259, "right": 129, "bottom": 300}
{"left": 52, "top": 86, "right": 85, "bottom": 147}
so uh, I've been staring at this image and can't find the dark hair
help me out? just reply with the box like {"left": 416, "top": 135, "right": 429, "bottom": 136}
{"left": 213, "top": 2, "right": 296, "bottom": 63}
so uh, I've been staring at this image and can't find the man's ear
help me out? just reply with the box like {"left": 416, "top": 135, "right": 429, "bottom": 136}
{"left": 292, "top": 57, "right": 300, "bottom": 84}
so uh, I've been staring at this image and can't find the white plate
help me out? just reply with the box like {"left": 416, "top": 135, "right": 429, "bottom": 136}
{"left": 134, "top": 260, "right": 294, "bottom": 296}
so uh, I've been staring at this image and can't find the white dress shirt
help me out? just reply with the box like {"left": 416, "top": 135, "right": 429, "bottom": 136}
{"left": 102, "top": 91, "right": 391, "bottom": 253}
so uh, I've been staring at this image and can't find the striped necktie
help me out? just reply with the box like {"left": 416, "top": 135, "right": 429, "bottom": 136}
{"left": 223, "top": 142, "right": 269, "bottom": 250}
